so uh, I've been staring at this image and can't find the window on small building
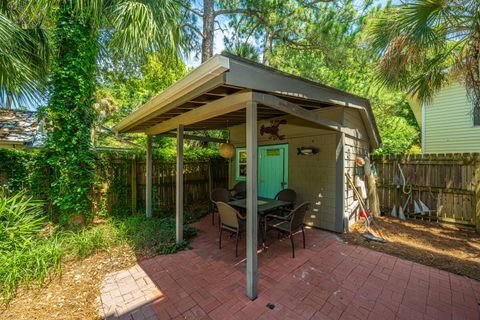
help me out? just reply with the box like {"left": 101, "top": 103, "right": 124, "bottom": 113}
{"left": 236, "top": 148, "right": 247, "bottom": 180}
{"left": 473, "top": 95, "right": 480, "bottom": 126}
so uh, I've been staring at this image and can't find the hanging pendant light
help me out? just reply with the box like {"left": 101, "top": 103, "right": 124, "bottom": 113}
{"left": 219, "top": 120, "right": 235, "bottom": 159}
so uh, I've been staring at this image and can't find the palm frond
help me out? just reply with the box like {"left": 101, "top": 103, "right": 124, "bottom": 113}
{"left": 370, "top": 0, "right": 479, "bottom": 100}
{"left": 107, "top": 0, "right": 183, "bottom": 60}
{"left": 0, "top": 13, "right": 49, "bottom": 108}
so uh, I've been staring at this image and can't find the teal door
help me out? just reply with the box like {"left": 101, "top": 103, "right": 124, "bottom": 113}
{"left": 258, "top": 145, "right": 288, "bottom": 198}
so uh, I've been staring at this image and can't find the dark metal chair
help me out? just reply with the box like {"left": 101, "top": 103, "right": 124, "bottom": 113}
{"left": 229, "top": 181, "right": 246, "bottom": 200}
{"left": 275, "top": 189, "right": 297, "bottom": 209}
{"left": 210, "top": 188, "right": 231, "bottom": 225}
{"left": 265, "top": 202, "right": 310, "bottom": 258}
{"left": 216, "top": 202, "right": 246, "bottom": 257}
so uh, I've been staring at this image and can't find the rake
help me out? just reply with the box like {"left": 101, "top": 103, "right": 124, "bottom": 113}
{"left": 345, "top": 173, "right": 386, "bottom": 243}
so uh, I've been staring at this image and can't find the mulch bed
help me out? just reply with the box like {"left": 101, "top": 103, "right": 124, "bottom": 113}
{"left": 340, "top": 216, "right": 480, "bottom": 280}
{"left": 0, "top": 245, "right": 137, "bottom": 320}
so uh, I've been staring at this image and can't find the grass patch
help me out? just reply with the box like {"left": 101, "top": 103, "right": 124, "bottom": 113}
{"left": 112, "top": 216, "right": 197, "bottom": 256}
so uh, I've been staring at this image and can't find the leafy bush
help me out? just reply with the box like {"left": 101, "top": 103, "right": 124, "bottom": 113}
{"left": 0, "top": 225, "right": 115, "bottom": 305}
{"left": 0, "top": 236, "right": 63, "bottom": 304}
{"left": 0, "top": 189, "right": 45, "bottom": 252}
{"left": 0, "top": 149, "right": 35, "bottom": 192}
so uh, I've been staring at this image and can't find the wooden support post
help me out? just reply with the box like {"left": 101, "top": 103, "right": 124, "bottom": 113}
{"left": 146, "top": 136, "right": 153, "bottom": 218}
{"left": 176, "top": 125, "right": 184, "bottom": 244}
{"left": 246, "top": 101, "right": 258, "bottom": 300}
{"left": 475, "top": 155, "right": 480, "bottom": 233}
{"left": 335, "top": 132, "right": 346, "bottom": 233}
{"left": 208, "top": 160, "right": 213, "bottom": 211}
{"left": 131, "top": 156, "right": 137, "bottom": 215}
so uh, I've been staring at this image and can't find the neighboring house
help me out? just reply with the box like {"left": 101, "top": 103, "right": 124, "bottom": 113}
{"left": 409, "top": 83, "right": 480, "bottom": 153}
{"left": 0, "top": 109, "right": 46, "bottom": 149}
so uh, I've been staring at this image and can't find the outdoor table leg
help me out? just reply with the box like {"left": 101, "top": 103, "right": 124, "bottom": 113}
{"left": 261, "top": 215, "right": 267, "bottom": 249}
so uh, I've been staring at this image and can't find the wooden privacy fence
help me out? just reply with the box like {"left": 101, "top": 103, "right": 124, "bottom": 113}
{"left": 372, "top": 154, "right": 480, "bottom": 230}
{"left": 95, "top": 158, "right": 229, "bottom": 215}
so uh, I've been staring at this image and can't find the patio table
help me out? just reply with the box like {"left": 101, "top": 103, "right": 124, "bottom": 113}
{"left": 228, "top": 197, "right": 291, "bottom": 248}
{"left": 228, "top": 197, "right": 290, "bottom": 213}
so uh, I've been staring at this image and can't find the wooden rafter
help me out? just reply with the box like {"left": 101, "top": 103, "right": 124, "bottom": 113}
{"left": 145, "top": 91, "right": 254, "bottom": 135}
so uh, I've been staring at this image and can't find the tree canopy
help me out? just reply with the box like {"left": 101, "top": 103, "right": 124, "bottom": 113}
{"left": 2, "top": 0, "right": 444, "bottom": 157}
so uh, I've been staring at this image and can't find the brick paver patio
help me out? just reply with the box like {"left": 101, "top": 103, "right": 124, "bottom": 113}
{"left": 99, "top": 215, "right": 480, "bottom": 319}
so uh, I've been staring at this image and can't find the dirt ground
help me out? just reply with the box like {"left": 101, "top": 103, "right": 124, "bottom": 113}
{"left": 0, "top": 245, "right": 137, "bottom": 320}
{"left": 340, "top": 216, "right": 480, "bottom": 280}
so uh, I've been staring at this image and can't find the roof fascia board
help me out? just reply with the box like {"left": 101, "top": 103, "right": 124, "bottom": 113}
{"left": 114, "top": 54, "right": 230, "bottom": 133}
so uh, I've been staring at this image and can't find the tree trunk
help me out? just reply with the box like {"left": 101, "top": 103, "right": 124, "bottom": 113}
{"left": 46, "top": 1, "right": 98, "bottom": 225}
{"left": 202, "top": 0, "right": 215, "bottom": 62}
{"left": 5, "top": 94, "right": 12, "bottom": 110}
{"left": 262, "top": 31, "right": 273, "bottom": 66}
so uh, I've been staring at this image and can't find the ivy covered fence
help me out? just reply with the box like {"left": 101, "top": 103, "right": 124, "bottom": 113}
{"left": 0, "top": 149, "right": 228, "bottom": 220}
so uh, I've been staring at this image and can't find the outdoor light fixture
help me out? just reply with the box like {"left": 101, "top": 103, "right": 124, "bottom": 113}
{"left": 219, "top": 142, "right": 235, "bottom": 158}
{"left": 219, "top": 121, "right": 235, "bottom": 159}
{"left": 297, "top": 147, "right": 319, "bottom": 156}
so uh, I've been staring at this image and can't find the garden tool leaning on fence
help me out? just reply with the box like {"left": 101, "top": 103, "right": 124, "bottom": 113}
{"left": 394, "top": 163, "right": 434, "bottom": 219}
{"left": 392, "top": 163, "right": 410, "bottom": 220}
{"left": 345, "top": 172, "right": 387, "bottom": 243}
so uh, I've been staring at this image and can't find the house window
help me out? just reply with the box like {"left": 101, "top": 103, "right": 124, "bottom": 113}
{"left": 474, "top": 95, "right": 480, "bottom": 126}
{"left": 236, "top": 148, "right": 247, "bottom": 180}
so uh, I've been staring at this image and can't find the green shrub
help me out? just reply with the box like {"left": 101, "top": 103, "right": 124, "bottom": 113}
{"left": 0, "top": 149, "right": 34, "bottom": 193}
{"left": 0, "top": 227, "right": 114, "bottom": 305}
{"left": 0, "top": 189, "right": 45, "bottom": 252}
{"left": 0, "top": 236, "right": 63, "bottom": 304}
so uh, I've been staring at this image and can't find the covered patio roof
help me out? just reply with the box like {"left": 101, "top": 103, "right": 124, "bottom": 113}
{"left": 113, "top": 53, "right": 380, "bottom": 148}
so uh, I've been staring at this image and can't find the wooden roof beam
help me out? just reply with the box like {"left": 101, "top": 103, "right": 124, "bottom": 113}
{"left": 145, "top": 91, "right": 253, "bottom": 135}
{"left": 158, "top": 132, "right": 226, "bottom": 143}
{"left": 252, "top": 93, "right": 344, "bottom": 133}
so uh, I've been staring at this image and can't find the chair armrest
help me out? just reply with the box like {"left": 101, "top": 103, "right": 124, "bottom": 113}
{"left": 264, "top": 213, "right": 289, "bottom": 220}
{"left": 237, "top": 212, "right": 247, "bottom": 220}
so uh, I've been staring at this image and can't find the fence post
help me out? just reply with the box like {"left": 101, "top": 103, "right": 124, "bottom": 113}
{"left": 475, "top": 155, "right": 480, "bottom": 233}
{"left": 208, "top": 160, "right": 213, "bottom": 195}
{"left": 131, "top": 156, "right": 137, "bottom": 215}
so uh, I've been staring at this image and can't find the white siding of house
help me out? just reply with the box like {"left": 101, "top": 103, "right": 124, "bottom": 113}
{"left": 424, "top": 83, "right": 480, "bottom": 153}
